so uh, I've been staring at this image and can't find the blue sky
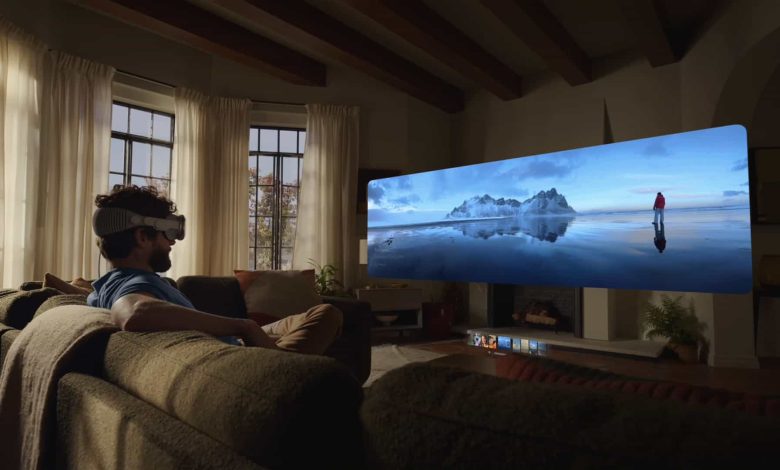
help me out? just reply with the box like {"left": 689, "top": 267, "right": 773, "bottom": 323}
{"left": 368, "top": 125, "right": 748, "bottom": 225}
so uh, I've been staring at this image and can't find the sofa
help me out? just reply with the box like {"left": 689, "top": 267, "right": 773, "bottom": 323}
{"left": 2, "top": 284, "right": 780, "bottom": 469}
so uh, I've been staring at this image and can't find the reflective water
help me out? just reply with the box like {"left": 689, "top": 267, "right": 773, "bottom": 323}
{"left": 367, "top": 207, "right": 752, "bottom": 293}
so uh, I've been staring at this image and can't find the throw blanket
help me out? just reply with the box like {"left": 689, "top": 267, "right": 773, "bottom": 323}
{"left": 0, "top": 306, "right": 118, "bottom": 470}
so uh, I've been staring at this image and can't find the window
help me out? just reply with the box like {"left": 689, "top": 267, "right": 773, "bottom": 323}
{"left": 109, "top": 102, "right": 174, "bottom": 196}
{"left": 249, "top": 127, "right": 306, "bottom": 270}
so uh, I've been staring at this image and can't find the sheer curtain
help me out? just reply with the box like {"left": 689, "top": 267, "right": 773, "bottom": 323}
{"left": 293, "top": 104, "right": 359, "bottom": 288}
{"left": 33, "top": 52, "right": 114, "bottom": 280}
{"left": 169, "top": 88, "right": 250, "bottom": 277}
{"left": 0, "top": 19, "right": 45, "bottom": 288}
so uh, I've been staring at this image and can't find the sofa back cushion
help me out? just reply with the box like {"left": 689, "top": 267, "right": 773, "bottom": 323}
{"left": 103, "top": 331, "right": 364, "bottom": 469}
{"left": 176, "top": 276, "right": 246, "bottom": 319}
{"left": 0, "top": 288, "right": 62, "bottom": 329}
{"left": 234, "top": 270, "right": 322, "bottom": 326}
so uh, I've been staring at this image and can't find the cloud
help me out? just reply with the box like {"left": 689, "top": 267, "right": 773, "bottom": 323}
{"left": 367, "top": 182, "right": 385, "bottom": 204}
{"left": 723, "top": 190, "right": 748, "bottom": 197}
{"left": 642, "top": 141, "right": 670, "bottom": 157}
{"left": 731, "top": 159, "right": 748, "bottom": 171}
{"left": 394, "top": 176, "right": 413, "bottom": 189}
{"left": 630, "top": 186, "right": 683, "bottom": 194}
{"left": 390, "top": 195, "right": 420, "bottom": 206}
{"left": 741, "top": 182, "right": 749, "bottom": 186}
{"left": 501, "top": 159, "right": 573, "bottom": 180}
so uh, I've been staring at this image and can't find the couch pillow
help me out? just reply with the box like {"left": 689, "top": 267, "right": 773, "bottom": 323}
{"left": 43, "top": 273, "right": 92, "bottom": 296}
{"left": 34, "top": 294, "right": 88, "bottom": 319}
{"left": 234, "top": 270, "right": 321, "bottom": 326}
{"left": 0, "top": 288, "right": 62, "bottom": 329}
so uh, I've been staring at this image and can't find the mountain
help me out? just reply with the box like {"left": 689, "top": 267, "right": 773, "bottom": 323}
{"left": 446, "top": 188, "right": 576, "bottom": 219}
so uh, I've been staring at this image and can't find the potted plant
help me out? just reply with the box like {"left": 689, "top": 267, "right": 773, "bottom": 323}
{"left": 642, "top": 295, "right": 707, "bottom": 363}
{"left": 308, "top": 259, "right": 352, "bottom": 297}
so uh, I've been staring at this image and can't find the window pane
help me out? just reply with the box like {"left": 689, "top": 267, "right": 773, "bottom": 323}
{"left": 151, "top": 145, "right": 171, "bottom": 178}
{"left": 280, "top": 130, "right": 297, "bottom": 153}
{"left": 131, "top": 142, "right": 151, "bottom": 176}
{"left": 256, "top": 248, "right": 273, "bottom": 270}
{"left": 111, "top": 104, "right": 128, "bottom": 133}
{"left": 258, "top": 156, "right": 274, "bottom": 183}
{"left": 282, "top": 157, "right": 299, "bottom": 185}
{"left": 281, "top": 217, "right": 296, "bottom": 247}
{"left": 152, "top": 114, "right": 172, "bottom": 141}
{"left": 280, "top": 248, "right": 293, "bottom": 270}
{"left": 249, "top": 128, "right": 258, "bottom": 151}
{"left": 258, "top": 217, "right": 273, "bottom": 247}
{"left": 260, "top": 129, "right": 278, "bottom": 152}
{"left": 108, "top": 173, "right": 124, "bottom": 191}
{"left": 257, "top": 186, "right": 273, "bottom": 216}
{"left": 249, "top": 185, "right": 257, "bottom": 215}
{"left": 129, "top": 108, "right": 152, "bottom": 138}
{"left": 249, "top": 216, "right": 257, "bottom": 247}
{"left": 281, "top": 186, "right": 298, "bottom": 216}
{"left": 130, "top": 175, "right": 147, "bottom": 187}
{"left": 249, "top": 156, "right": 257, "bottom": 186}
{"left": 298, "top": 132, "right": 306, "bottom": 154}
{"left": 248, "top": 247, "right": 255, "bottom": 270}
{"left": 110, "top": 138, "right": 125, "bottom": 173}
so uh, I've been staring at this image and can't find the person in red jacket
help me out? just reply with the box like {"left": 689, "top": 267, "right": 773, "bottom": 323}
{"left": 653, "top": 192, "right": 665, "bottom": 224}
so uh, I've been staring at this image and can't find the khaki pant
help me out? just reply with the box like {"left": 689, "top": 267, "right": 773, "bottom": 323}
{"left": 262, "top": 304, "right": 343, "bottom": 354}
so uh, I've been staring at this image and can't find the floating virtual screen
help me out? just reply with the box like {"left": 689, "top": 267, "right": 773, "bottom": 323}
{"left": 367, "top": 125, "right": 752, "bottom": 294}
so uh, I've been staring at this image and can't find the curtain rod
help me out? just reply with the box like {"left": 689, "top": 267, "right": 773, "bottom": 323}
{"left": 116, "top": 69, "right": 307, "bottom": 107}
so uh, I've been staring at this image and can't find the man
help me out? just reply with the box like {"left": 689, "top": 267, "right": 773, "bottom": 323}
{"left": 87, "top": 185, "right": 342, "bottom": 354}
{"left": 653, "top": 192, "right": 665, "bottom": 225}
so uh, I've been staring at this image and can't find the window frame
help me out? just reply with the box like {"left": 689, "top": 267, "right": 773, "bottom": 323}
{"left": 109, "top": 101, "right": 175, "bottom": 195}
{"left": 249, "top": 126, "right": 305, "bottom": 270}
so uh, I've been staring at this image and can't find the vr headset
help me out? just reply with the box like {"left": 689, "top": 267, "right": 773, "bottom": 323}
{"left": 93, "top": 207, "right": 185, "bottom": 241}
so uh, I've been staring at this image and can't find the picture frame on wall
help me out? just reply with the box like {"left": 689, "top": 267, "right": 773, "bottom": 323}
{"left": 749, "top": 147, "right": 780, "bottom": 224}
{"left": 357, "top": 168, "right": 401, "bottom": 214}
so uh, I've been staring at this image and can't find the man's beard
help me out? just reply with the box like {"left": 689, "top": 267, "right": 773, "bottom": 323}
{"left": 149, "top": 246, "right": 172, "bottom": 272}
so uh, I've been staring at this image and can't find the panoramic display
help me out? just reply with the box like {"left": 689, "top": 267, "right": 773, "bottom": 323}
{"left": 367, "top": 125, "right": 752, "bottom": 293}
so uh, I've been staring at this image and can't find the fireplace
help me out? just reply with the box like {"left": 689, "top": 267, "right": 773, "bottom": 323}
{"left": 487, "top": 284, "right": 583, "bottom": 337}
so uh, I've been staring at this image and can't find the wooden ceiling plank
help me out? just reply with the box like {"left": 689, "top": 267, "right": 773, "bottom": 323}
{"left": 213, "top": 0, "right": 463, "bottom": 113}
{"left": 346, "top": 0, "right": 522, "bottom": 100}
{"left": 69, "top": 0, "right": 326, "bottom": 86}
{"left": 481, "top": 0, "right": 591, "bottom": 86}
{"left": 618, "top": 0, "right": 677, "bottom": 67}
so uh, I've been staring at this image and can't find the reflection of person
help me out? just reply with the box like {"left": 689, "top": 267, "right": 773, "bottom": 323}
{"left": 88, "top": 185, "right": 342, "bottom": 354}
{"left": 653, "top": 192, "right": 665, "bottom": 224}
{"left": 653, "top": 221, "right": 666, "bottom": 253}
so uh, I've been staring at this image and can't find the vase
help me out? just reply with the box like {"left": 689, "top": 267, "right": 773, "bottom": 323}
{"left": 669, "top": 342, "right": 699, "bottom": 363}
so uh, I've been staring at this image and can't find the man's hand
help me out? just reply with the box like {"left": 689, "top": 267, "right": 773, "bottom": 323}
{"left": 238, "top": 319, "right": 278, "bottom": 349}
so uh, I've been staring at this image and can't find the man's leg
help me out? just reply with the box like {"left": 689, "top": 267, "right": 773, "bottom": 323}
{"left": 261, "top": 304, "right": 343, "bottom": 354}
{"left": 660, "top": 209, "right": 664, "bottom": 224}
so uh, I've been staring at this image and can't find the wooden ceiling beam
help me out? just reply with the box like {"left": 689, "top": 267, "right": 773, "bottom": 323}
{"left": 345, "top": 0, "right": 522, "bottom": 101}
{"left": 481, "top": 0, "right": 591, "bottom": 86}
{"left": 212, "top": 0, "right": 464, "bottom": 113}
{"left": 618, "top": 0, "right": 678, "bottom": 67}
{"left": 69, "top": 0, "right": 326, "bottom": 86}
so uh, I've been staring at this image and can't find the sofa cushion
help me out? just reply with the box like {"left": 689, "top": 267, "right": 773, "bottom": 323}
{"left": 0, "top": 288, "right": 62, "bottom": 329}
{"left": 34, "top": 294, "right": 88, "bottom": 319}
{"left": 103, "top": 330, "right": 364, "bottom": 469}
{"left": 234, "top": 270, "right": 321, "bottom": 326}
{"left": 43, "top": 273, "right": 92, "bottom": 296}
{"left": 362, "top": 363, "right": 780, "bottom": 469}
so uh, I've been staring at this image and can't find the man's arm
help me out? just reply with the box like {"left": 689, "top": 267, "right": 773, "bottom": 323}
{"left": 111, "top": 293, "right": 277, "bottom": 348}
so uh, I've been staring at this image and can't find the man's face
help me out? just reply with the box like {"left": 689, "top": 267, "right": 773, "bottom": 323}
{"left": 148, "top": 232, "right": 173, "bottom": 272}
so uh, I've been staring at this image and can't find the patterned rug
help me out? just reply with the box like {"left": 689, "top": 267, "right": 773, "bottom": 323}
{"left": 365, "top": 344, "right": 447, "bottom": 388}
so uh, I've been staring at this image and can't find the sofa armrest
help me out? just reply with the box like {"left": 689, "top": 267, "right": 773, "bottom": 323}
{"left": 321, "top": 296, "right": 372, "bottom": 384}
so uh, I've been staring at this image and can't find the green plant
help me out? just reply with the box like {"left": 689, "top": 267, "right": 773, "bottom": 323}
{"left": 308, "top": 259, "right": 350, "bottom": 297}
{"left": 642, "top": 295, "right": 706, "bottom": 346}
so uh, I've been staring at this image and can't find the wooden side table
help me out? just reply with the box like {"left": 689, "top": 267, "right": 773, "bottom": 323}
{"left": 356, "top": 287, "right": 423, "bottom": 333}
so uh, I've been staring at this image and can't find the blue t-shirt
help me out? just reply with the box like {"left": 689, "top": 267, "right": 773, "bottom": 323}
{"left": 88, "top": 268, "right": 242, "bottom": 346}
{"left": 87, "top": 268, "right": 194, "bottom": 309}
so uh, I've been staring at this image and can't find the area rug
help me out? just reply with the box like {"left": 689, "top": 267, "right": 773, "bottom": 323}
{"left": 365, "top": 344, "right": 447, "bottom": 388}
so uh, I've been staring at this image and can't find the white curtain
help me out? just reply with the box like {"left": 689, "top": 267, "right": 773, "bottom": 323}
{"left": 293, "top": 104, "right": 359, "bottom": 289}
{"left": 33, "top": 52, "right": 114, "bottom": 281}
{"left": 169, "top": 88, "right": 250, "bottom": 278}
{"left": 0, "top": 19, "right": 45, "bottom": 288}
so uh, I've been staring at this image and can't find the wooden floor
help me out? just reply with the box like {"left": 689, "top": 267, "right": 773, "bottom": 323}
{"left": 372, "top": 330, "right": 780, "bottom": 396}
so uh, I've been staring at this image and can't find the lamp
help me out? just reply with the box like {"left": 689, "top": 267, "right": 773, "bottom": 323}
{"left": 359, "top": 239, "right": 368, "bottom": 265}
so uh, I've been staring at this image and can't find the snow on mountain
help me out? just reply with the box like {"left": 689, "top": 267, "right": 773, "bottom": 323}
{"left": 446, "top": 188, "right": 576, "bottom": 219}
